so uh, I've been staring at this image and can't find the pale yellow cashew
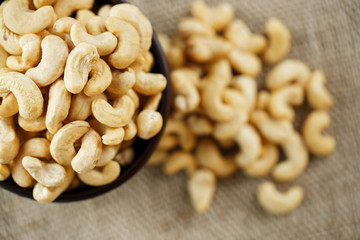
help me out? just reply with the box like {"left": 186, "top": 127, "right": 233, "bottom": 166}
{"left": 136, "top": 109, "right": 163, "bottom": 140}
{"left": 22, "top": 156, "right": 66, "bottom": 187}
{"left": 26, "top": 35, "right": 69, "bottom": 87}
{"left": 107, "top": 68, "right": 136, "bottom": 95}
{"left": 243, "top": 143, "right": 279, "bottom": 177}
{"left": 0, "top": 72, "right": 43, "bottom": 120}
{"left": 0, "top": 116, "right": 19, "bottom": 164}
{"left": 11, "top": 138, "right": 50, "bottom": 188}
{"left": 268, "top": 84, "right": 304, "bottom": 121}
{"left": 0, "top": 45, "right": 8, "bottom": 68}
{"left": 0, "top": 163, "right": 10, "bottom": 181}
{"left": 3, "top": 0, "right": 54, "bottom": 34}
{"left": 207, "top": 58, "right": 233, "bottom": 87}
{"left": 257, "top": 181, "right": 304, "bottom": 215}
{"left": 134, "top": 71, "right": 167, "bottom": 96}
{"left": 266, "top": 59, "right": 311, "bottom": 90}
{"left": 0, "top": 93, "right": 18, "bottom": 118}
{"left": 33, "top": 0, "right": 56, "bottom": 9}
{"left": 86, "top": 16, "right": 105, "bottom": 35}
{"left": 0, "top": 2, "right": 21, "bottom": 55}
{"left": 144, "top": 93, "right": 162, "bottom": 112}
{"left": 54, "top": 0, "right": 94, "bottom": 18}
{"left": 188, "top": 168, "right": 216, "bottom": 214}
{"left": 45, "top": 79, "right": 71, "bottom": 134}
{"left": 164, "top": 119, "right": 196, "bottom": 151}
{"left": 235, "top": 124, "right": 262, "bottom": 168}
{"left": 96, "top": 144, "right": 120, "bottom": 167}
{"left": 250, "top": 110, "right": 293, "bottom": 144}
{"left": 232, "top": 75, "right": 257, "bottom": 111}
{"left": 224, "top": 19, "right": 267, "bottom": 54}
{"left": 50, "top": 121, "right": 90, "bottom": 166}
{"left": 114, "top": 148, "right": 134, "bottom": 166}
{"left": 52, "top": 17, "right": 77, "bottom": 33}
{"left": 105, "top": 17, "right": 140, "bottom": 69}
{"left": 162, "top": 151, "right": 197, "bottom": 177}
{"left": 147, "top": 150, "right": 168, "bottom": 165}
{"left": 109, "top": 3, "right": 152, "bottom": 53}
{"left": 142, "top": 51, "right": 154, "bottom": 72}
{"left": 256, "top": 91, "right": 270, "bottom": 110}
{"left": 6, "top": 34, "right": 41, "bottom": 72}
{"left": 71, "top": 129, "right": 102, "bottom": 174}
{"left": 75, "top": 9, "right": 95, "bottom": 26}
{"left": 177, "top": 17, "right": 215, "bottom": 38}
{"left": 71, "top": 21, "right": 117, "bottom": 56}
{"left": 83, "top": 58, "right": 112, "bottom": 96}
{"left": 33, "top": 166, "right": 75, "bottom": 203}
{"left": 263, "top": 18, "right": 291, "bottom": 64}
{"left": 102, "top": 127, "right": 125, "bottom": 146}
{"left": 65, "top": 93, "right": 101, "bottom": 122}
{"left": 196, "top": 139, "right": 237, "bottom": 178}
{"left": 306, "top": 70, "right": 333, "bottom": 110}
{"left": 302, "top": 110, "right": 335, "bottom": 156}
{"left": 98, "top": 4, "right": 111, "bottom": 20}
{"left": 228, "top": 48, "right": 262, "bottom": 77}
{"left": 272, "top": 132, "right": 309, "bottom": 182}
{"left": 18, "top": 111, "right": 46, "bottom": 132}
{"left": 78, "top": 160, "right": 120, "bottom": 187}
{"left": 125, "top": 89, "right": 140, "bottom": 110}
{"left": 186, "top": 114, "right": 213, "bottom": 136}
{"left": 124, "top": 120, "right": 137, "bottom": 141}
{"left": 64, "top": 42, "right": 99, "bottom": 94}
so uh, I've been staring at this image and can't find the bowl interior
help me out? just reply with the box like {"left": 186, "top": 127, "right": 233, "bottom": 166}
{"left": 0, "top": 0, "right": 171, "bottom": 202}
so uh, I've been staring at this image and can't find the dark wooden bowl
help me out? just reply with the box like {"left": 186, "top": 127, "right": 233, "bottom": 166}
{"left": 0, "top": 0, "right": 171, "bottom": 202}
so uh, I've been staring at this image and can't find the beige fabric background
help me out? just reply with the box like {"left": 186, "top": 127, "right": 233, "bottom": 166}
{"left": 1, "top": 0, "right": 360, "bottom": 239}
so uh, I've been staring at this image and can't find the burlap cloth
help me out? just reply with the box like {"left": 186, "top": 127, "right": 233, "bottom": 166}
{"left": 0, "top": 0, "right": 359, "bottom": 239}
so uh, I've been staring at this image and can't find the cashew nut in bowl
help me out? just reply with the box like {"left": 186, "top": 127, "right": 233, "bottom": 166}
{"left": 272, "top": 132, "right": 309, "bottom": 182}
{"left": 3, "top": 0, "right": 55, "bottom": 34}
{"left": 11, "top": 138, "right": 50, "bottom": 188}
{"left": 0, "top": 164, "right": 10, "bottom": 181}
{"left": 134, "top": 71, "right": 167, "bottom": 96}
{"left": 0, "top": 93, "right": 18, "bottom": 118}
{"left": 98, "top": 4, "right": 111, "bottom": 20}
{"left": 228, "top": 48, "right": 262, "bottom": 77}
{"left": 306, "top": 70, "right": 333, "bottom": 110}
{"left": 65, "top": 93, "right": 101, "bottom": 123}
{"left": 0, "top": 72, "right": 43, "bottom": 120}
{"left": 105, "top": 17, "right": 140, "bottom": 69}
{"left": 54, "top": 0, "right": 94, "bottom": 18}
{"left": 26, "top": 35, "right": 69, "bottom": 87}
{"left": 33, "top": 0, "right": 56, "bottom": 9}
{"left": 257, "top": 181, "right": 304, "bottom": 215}
{"left": 78, "top": 161, "right": 120, "bottom": 187}
{"left": 50, "top": 121, "right": 90, "bottom": 166}
{"left": 196, "top": 139, "right": 237, "bottom": 178}
{"left": 52, "top": 17, "right": 77, "bottom": 33}
{"left": 136, "top": 109, "right": 163, "bottom": 140}
{"left": 114, "top": 148, "right": 134, "bottom": 167}
{"left": 96, "top": 144, "right": 120, "bottom": 167}
{"left": 107, "top": 68, "right": 136, "bottom": 95}
{"left": 177, "top": 17, "right": 215, "bottom": 39}
{"left": 144, "top": 93, "right": 162, "bottom": 112}
{"left": 163, "top": 151, "right": 197, "bottom": 177}
{"left": 22, "top": 156, "right": 66, "bottom": 187}
{"left": 0, "top": 2, "right": 21, "bottom": 55}
{"left": 45, "top": 79, "right": 71, "bottom": 134}
{"left": 33, "top": 166, "right": 75, "bottom": 203}
{"left": 6, "top": 34, "right": 41, "bottom": 72}
{"left": 75, "top": 9, "right": 96, "bottom": 26}
{"left": 124, "top": 120, "right": 137, "bottom": 141}
{"left": 263, "top": 18, "right": 291, "bottom": 65}
{"left": 232, "top": 75, "right": 257, "bottom": 111}
{"left": 164, "top": 119, "right": 196, "bottom": 151}
{"left": 0, "top": 116, "right": 20, "bottom": 164}
{"left": 188, "top": 168, "right": 216, "bottom": 214}
{"left": 302, "top": 110, "right": 336, "bottom": 156}
{"left": 86, "top": 16, "right": 106, "bottom": 35}
{"left": 0, "top": 45, "right": 8, "bottom": 68}
{"left": 70, "top": 21, "right": 117, "bottom": 56}
{"left": 18, "top": 111, "right": 46, "bottom": 132}
{"left": 268, "top": 84, "right": 304, "bottom": 121}
{"left": 266, "top": 59, "right": 311, "bottom": 90}
{"left": 83, "top": 58, "right": 112, "bottom": 96}
{"left": 102, "top": 127, "right": 125, "bottom": 146}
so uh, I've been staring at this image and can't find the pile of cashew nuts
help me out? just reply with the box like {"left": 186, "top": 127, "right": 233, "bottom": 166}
{"left": 0, "top": 0, "right": 167, "bottom": 202}
{"left": 151, "top": 1, "right": 336, "bottom": 214}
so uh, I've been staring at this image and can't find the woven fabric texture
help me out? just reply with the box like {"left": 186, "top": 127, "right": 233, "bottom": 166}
{"left": 1, "top": 0, "right": 359, "bottom": 239}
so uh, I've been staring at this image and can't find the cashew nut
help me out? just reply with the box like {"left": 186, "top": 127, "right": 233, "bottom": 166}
{"left": 125, "top": 89, "right": 140, "bottom": 110}
{"left": 305, "top": 70, "right": 333, "bottom": 110}
{"left": 157, "top": 135, "right": 178, "bottom": 151}
{"left": 102, "top": 127, "right": 124, "bottom": 146}
{"left": 52, "top": 17, "right": 77, "bottom": 33}
{"left": 75, "top": 9, "right": 96, "bottom": 26}
{"left": 0, "top": 45, "right": 8, "bottom": 68}
{"left": 302, "top": 110, "right": 335, "bottom": 156}
{"left": 124, "top": 120, "right": 137, "bottom": 141}
{"left": 257, "top": 181, "right": 304, "bottom": 215}
{"left": 0, "top": 116, "right": 20, "bottom": 164}
{"left": 228, "top": 48, "right": 262, "bottom": 77}
{"left": 256, "top": 91, "right": 270, "bottom": 110}
{"left": 147, "top": 150, "right": 168, "bottom": 165}
{"left": 96, "top": 144, "right": 120, "bottom": 167}
{"left": 186, "top": 114, "right": 213, "bottom": 136}
{"left": 0, "top": 93, "right": 18, "bottom": 118}
{"left": 177, "top": 17, "right": 215, "bottom": 38}
{"left": 232, "top": 75, "right": 257, "bottom": 111}
{"left": 134, "top": 71, "right": 167, "bottom": 96}
{"left": 18, "top": 111, "right": 46, "bottom": 132}
{"left": 206, "top": 58, "right": 233, "bottom": 87}
{"left": 33, "top": 0, "right": 56, "bottom": 9}
{"left": 164, "top": 119, "right": 196, "bottom": 151}
{"left": 0, "top": 163, "right": 10, "bottom": 181}
{"left": 107, "top": 68, "right": 136, "bottom": 95}
{"left": 25, "top": 35, "right": 69, "bottom": 87}
{"left": 188, "top": 168, "right": 216, "bottom": 214}
{"left": 54, "top": 0, "right": 94, "bottom": 18}
{"left": 136, "top": 109, "right": 163, "bottom": 140}
{"left": 114, "top": 148, "right": 134, "bottom": 166}
{"left": 0, "top": 2, "right": 21, "bottom": 55}
{"left": 263, "top": 18, "right": 291, "bottom": 64}
{"left": 272, "top": 132, "right": 309, "bottom": 182}
{"left": 86, "top": 16, "right": 105, "bottom": 35}
{"left": 78, "top": 160, "right": 120, "bottom": 187}
{"left": 162, "top": 151, "right": 197, "bottom": 177}
{"left": 83, "top": 58, "right": 112, "bottom": 96}
{"left": 65, "top": 92, "right": 101, "bottom": 123}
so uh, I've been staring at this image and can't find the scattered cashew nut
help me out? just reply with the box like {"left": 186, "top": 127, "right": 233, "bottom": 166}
{"left": 305, "top": 70, "right": 333, "bottom": 110}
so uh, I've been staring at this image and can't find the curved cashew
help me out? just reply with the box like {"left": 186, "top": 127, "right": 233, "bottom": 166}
{"left": 75, "top": 9, "right": 95, "bottom": 26}
{"left": 207, "top": 58, "right": 233, "bottom": 87}
{"left": 157, "top": 135, "right": 178, "bottom": 151}
{"left": 243, "top": 143, "right": 279, "bottom": 177}
{"left": 33, "top": 166, "right": 75, "bottom": 203}
{"left": 0, "top": 2, "right": 21, "bottom": 55}
{"left": 302, "top": 110, "right": 335, "bottom": 156}
{"left": 306, "top": 70, "right": 333, "bottom": 110}
{"left": 232, "top": 75, "right": 257, "bottom": 111}
{"left": 0, "top": 45, "right": 8, "bottom": 68}
{"left": 33, "top": 0, "right": 56, "bottom": 9}
{"left": 124, "top": 120, "right": 137, "bottom": 141}
{"left": 65, "top": 93, "right": 103, "bottom": 123}
{"left": 50, "top": 121, "right": 90, "bottom": 166}
{"left": 86, "top": 16, "right": 105, "bottom": 35}
{"left": 256, "top": 91, "right": 270, "bottom": 110}
{"left": 0, "top": 116, "right": 20, "bottom": 164}
{"left": 11, "top": 138, "right": 50, "bottom": 188}
{"left": 46, "top": 79, "right": 71, "bottom": 134}
{"left": 54, "top": 0, "right": 94, "bottom": 18}
{"left": 234, "top": 124, "right": 262, "bottom": 168}
{"left": 186, "top": 114, "right": 213, "bottom": 136}
{"left": 196, "top": 139, "right": 237, "bottom": 178}
{"left": 136, "top": 109, "right": 163, "bottom": 140}
{"left": 18, "top": 111, "right": 46, "bottom": 132}
{"left": 78, "top": 160, "right": 120, "bottom": 187}
{"left": 0, "top": 72, "right": 43, "bottom": 120}
{"left": 266, "top": 59, "right": 311, "bottom": 90}
{"left": 0, "top": 163, "right": 10, "bottom": 181}
{"left": 272, "top": 132, "right": 309, "bottom": 182}
{"left": 114, "top": 148, "right": 134, "bottom": 166}
{"left": 109, "top": 3, "right": 152, "bottom": 53}
{"left": 134, "top": 71, "right": 167, "bottom": 96}
{"left": 257, "top": 181, "right": 304, "bottom": 215}
{"left": 0, "top": 93, "right": 18, "bottom": 118}
{"left": 177, "top": 17, "right": 215, "bottom": 38}
{"left": 263, "top": 18, "right": 291, "bottom": 64}
{"left": 3, "top": 0, "right": 54, "bottom": 34}
{"left": 71, "top": 21, "right": 117, "bottom": 56}
{"left": 102, "top": 127, "right": 125, "bottom": 146}
{"left": 164, "top": 119, "right": 196, "bottom": 151}
{"left": 251, "top": 110, "right": 293, "bottom": 144}
{"left": 53, "top": 17, "right": 77, "bottom": 33}
{"left": 188, "top": 168, "right": 216, "bottom": 214}
{"left": 105, "top": 17, "right": 140, "bottom": 69}
{"left": 107, "top": 68, "right": 136, "bottom": 95}
{"left": 228, "top": 48, "right": 262, "bottom": 77}
{"left": 98, "top": 4, "right": 111, "bottom": 20}
{"left": 125, "top": 89, "right": 140, "bottom": 110}
{"left": 64, "top": 42, "right": 99, "bottom": 94}
{"left": 26, "top": 35, "right": 69, "bottom": 87}
{"left": 162, "top": 151, "right": 197, "bottom": 177}
{"left": 96, "top": 144, "right": 120, "bottom": 167}
{"left": 83, "top": 58, "right": 112, "bottom": 96}
{"left": 225, "top": 19, "right": 267, "bottom": 54}
{"left": 142, "top": 51, "right": 154, "bottom": 72}
{"left": 268, "top": 84, "right": 304, "bottom": 121}
{"left": 144, "top": 93, "right": 162, "bottom": 112}
{"left": 22, "top": 156, "right": 66, "bottom": 187}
